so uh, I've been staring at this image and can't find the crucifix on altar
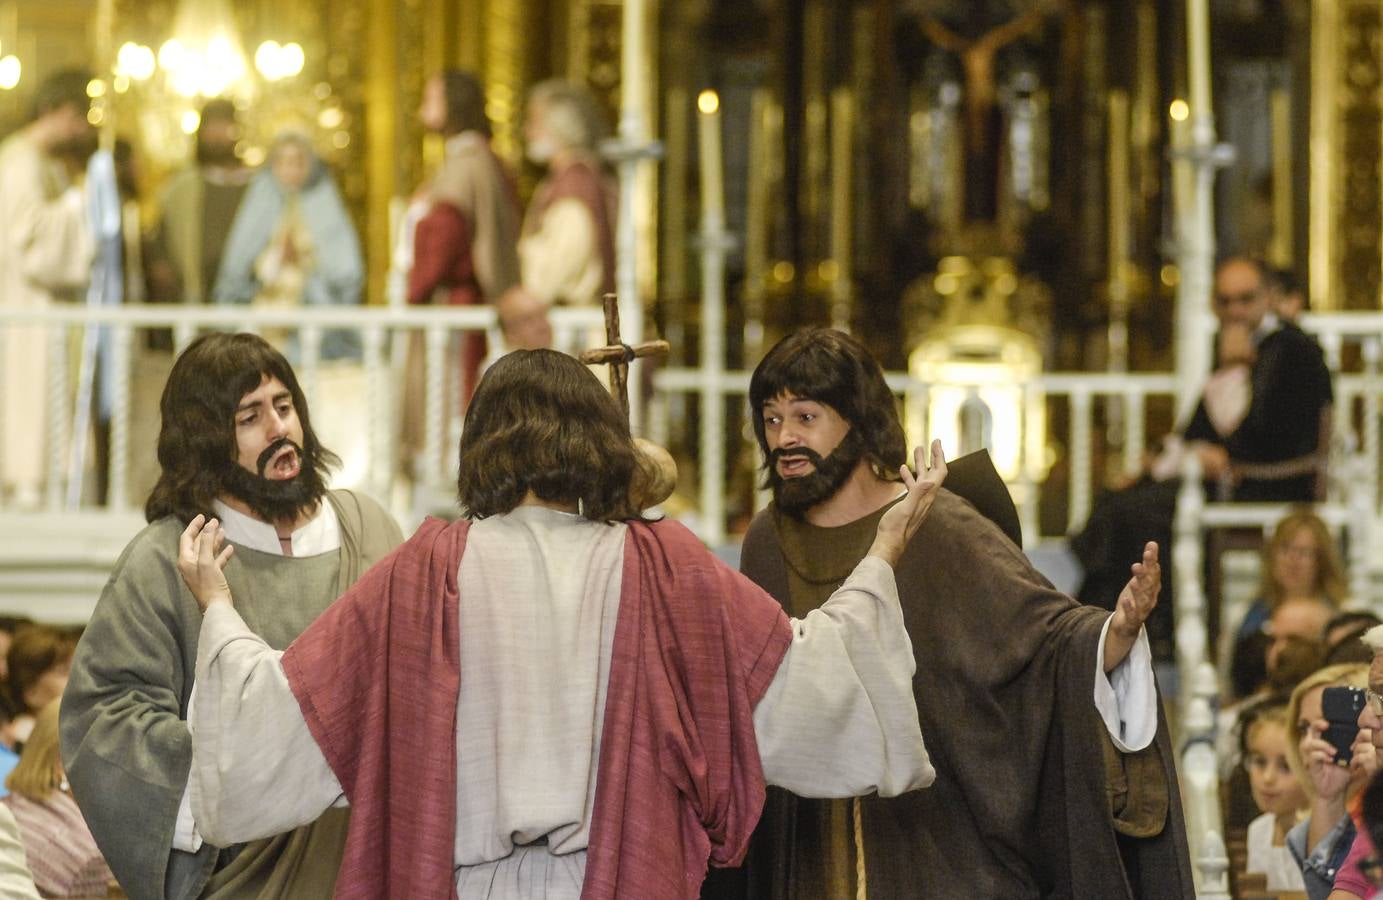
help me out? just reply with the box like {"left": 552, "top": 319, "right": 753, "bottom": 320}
{"left": 578, "top": 293, "right": 677, "bottom": 509}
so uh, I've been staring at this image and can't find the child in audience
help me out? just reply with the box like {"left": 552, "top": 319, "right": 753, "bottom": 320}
{"left": 1243, "top": 700, "right": 1309, "bottom": 891}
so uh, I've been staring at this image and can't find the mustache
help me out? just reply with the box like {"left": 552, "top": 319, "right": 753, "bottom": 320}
{"left": 768, "top": 446, "right": 826, "bottom": 469}
{"left": 256, "top": 438, "right": 301, "bottom": 476}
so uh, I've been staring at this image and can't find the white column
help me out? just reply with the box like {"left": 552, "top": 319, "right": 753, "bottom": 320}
{"left": 1175, "top": 0, "right": 1225, "bottom": 422}
{"left": 697, "top": 89, "right": 731, "bottom": 547}
{"left": 617, "top": 0, "right": 649, "bottom": 433}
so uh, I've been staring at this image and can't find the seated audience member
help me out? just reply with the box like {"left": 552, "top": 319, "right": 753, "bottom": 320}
{"left": 1223, "top": 640, "right": 1323, "bottom": 829}
{"left": 1242, "top": 700, "right": 1309, "bottom": 891}
{"left": 1288, "top": 663, "right": 1371, "bottom": 900}
{"left": 1073, "top": 257, "right": 1333, "bottom": 662}
{"left": 1325, "top": 625, "right": 1383, "bottom": 900}
{"left": 2, "top": 700, "right": 112, "bottom": 898}
{"left": 2, "top": 627, "right": 75, "bottom": 749}
{"left": 1325, "top": 612, "right": 1383, "bottom": 667}
{"left": 213, "top": 130, "right": 364, "bottom": 361}
{"left": 1236, "top": 509, "right": 1347, "bottom": 645}
{"left": 1267, "top": 602, "right": 1335, "bottom": 675}
{"left": 0, "top": 618, "right": 33, "bottom": 681}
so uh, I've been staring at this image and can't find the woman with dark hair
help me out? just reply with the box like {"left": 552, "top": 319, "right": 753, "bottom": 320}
{"left": 1, "top": 626, "right": 76, "bottom": 749}
{"left": 179, "top": 348, "right": 945, "bottom": 898}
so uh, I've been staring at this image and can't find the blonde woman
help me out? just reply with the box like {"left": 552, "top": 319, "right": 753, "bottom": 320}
{"left": 1237, "top": 508, "right": 1349, "bottom": 645}
{"left": 2, "top": 700, "right": 112, "bottom": 898}
{"left": 1286, "top": 663, "right": 1370, "bottom": 900}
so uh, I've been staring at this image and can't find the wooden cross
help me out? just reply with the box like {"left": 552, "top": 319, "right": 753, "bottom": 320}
{"left": 579, "top": 292, "right": 670, "bottom": 420}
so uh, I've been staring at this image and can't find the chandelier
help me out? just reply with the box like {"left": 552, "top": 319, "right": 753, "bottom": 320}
{"left": 111, "top": 0, "right": 303, "bottom": 101}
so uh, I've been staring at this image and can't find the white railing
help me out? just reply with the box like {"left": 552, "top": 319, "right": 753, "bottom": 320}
{"left": 0, "top": 303, "right": 606, "bottom": 523}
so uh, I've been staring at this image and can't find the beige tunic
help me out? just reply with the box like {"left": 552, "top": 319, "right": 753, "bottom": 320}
{"left": 0, "top": 127, "right": 92, "bottom": 503}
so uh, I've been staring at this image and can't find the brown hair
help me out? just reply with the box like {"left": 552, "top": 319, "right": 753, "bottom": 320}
{"left": 438, "top": 69, "right": 491, "bottom": 137}
{"left": 144, "top": 332, "right": 337, "bottom": 524}
{"left": 749, "top": 328, "right": 907, "bottom": 484}
{"left": 4, "top": 626, "right": 75, "bottom": 717}
{"left": 6, "top": 699, "right": 62, "bottom": 802}
{"left": 1260, "top": 507, "right": 1348, "bottom": 607}
{"left": 456, "top": 349, "right": 641, "bottom": 523}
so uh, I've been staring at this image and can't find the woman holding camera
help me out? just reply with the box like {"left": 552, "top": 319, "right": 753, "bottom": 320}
{"left": 1287, "top": 663, "right": 1371, "bottom": 900}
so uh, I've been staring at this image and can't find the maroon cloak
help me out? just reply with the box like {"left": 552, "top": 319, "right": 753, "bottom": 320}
{"left": 281, "top": 516, "right": 792, "bottom": 899}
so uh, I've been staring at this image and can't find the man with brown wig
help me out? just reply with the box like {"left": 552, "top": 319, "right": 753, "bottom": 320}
{"left": 403, "top": 69, "right": 521, "bottom": 406}
{"left": 702, "top": 328, "right": 1194, "bottom": 898}
{"left": 59, "top": 332, "right": 402, "bottom": 900}
{"left": 175, "top": 348, "right": 944, "bottom": 898}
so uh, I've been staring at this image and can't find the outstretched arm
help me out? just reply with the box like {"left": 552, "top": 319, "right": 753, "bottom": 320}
{"left": 755, "top": 443, "right": 946, "bottom": 798}
{"left": 190, "top": 603, "right": 344, "bottom": 845}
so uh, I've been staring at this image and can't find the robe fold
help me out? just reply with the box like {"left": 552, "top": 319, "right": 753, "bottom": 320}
{"left": 280, "top": 515, "right": 796, "bottom": 899}
{"left": 59, "top": 489, "right": 402, "bottom": 900}
{"left": 708, "top": 490, "right": 1196, "bottom": 899}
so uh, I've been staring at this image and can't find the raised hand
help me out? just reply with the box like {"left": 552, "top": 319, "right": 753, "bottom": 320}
{"left": 870, "top": 440, "right": 948, "bottom": 568}
{"left": 1102, "top": 541, "right": 1159, "bottom": 671}
{"left": 177, "top": 514, "right": 235, "bottom": 611}
{"left": 1301, "top": 720, "right": 1351, "bottom": 801}
{"left": 1110, "top": 542, "right": 1160, "bottom": 641}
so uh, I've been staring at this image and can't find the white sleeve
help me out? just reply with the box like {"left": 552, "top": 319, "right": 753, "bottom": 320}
{"left": 752, "top": 556, "right": 935, "bottom": 799}
{"left": 517, "top": 199, "right": 596, "bottom": 304}
{"left": 1093, "top": 617, "right": 1158, "bottom": 752}
{"left": 190, "top": 604, "right": 347, "bottom": 846}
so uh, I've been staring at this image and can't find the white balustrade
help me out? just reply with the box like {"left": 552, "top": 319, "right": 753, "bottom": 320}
{"left": 0, "top": 303, "right": 605, "bottom": 524}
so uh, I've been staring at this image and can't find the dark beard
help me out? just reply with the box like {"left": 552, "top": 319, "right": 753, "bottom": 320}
{"left": 219, "top": 438, "right": 327, "bottom": 524}
{"left": 197, "top": 139, "right": 240, "bottom": 167}
{"left": 767, "top": 427, "right": 867, "bottom": 519}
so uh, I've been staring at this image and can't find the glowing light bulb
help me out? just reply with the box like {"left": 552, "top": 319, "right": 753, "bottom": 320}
{"left": 280, "top": 42, "right": 304, "bottom": 78}
{"left": 0, "top": 56, "right": 21, "bottom": 91}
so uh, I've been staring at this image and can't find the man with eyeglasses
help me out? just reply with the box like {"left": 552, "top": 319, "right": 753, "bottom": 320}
{"left": 1072, "top": 255, "right": 1334, "bottom": 663}
{"left": 1324, "top": 626, "right": 1383, "bottom": 899}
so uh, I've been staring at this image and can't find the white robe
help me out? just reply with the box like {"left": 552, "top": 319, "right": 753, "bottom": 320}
{"left": 190, "top": 506, "right": 935, "bottom": 898}
{"left": 0, "top": 127, "right": 93, "bottom": 503}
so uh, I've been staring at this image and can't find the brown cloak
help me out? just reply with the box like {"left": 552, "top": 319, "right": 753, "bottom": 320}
{"left": 705, "top": 488, "right": 1195, "bottom": 899}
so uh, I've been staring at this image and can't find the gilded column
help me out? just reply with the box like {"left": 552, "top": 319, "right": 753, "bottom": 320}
{"left": 483, "top": 0, "right": 527, "bottom": 169}
{"left": 364, "top": 0, "right": 400, "bottom": 306}
{"left": 1314, "top": 0, "right": 1383, "bottom": 310}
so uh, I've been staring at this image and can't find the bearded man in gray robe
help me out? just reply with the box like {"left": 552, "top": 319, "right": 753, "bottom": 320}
{"left": 59, "top": 332, "right": 403, "bottom": 900}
